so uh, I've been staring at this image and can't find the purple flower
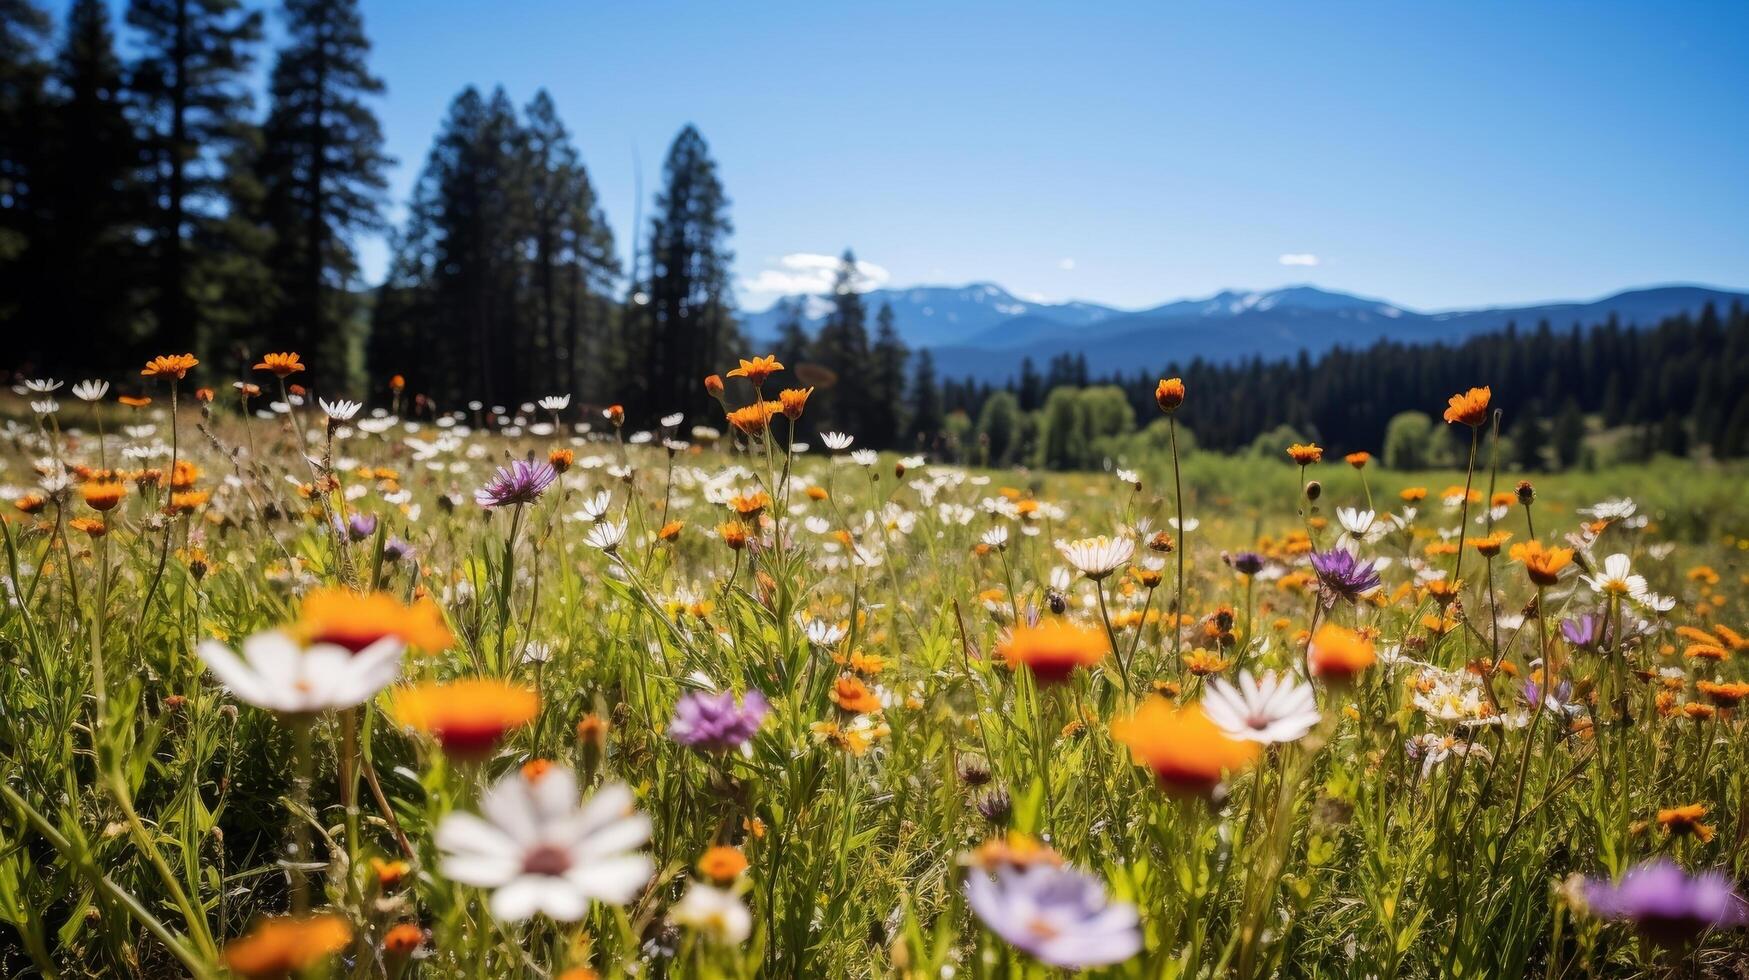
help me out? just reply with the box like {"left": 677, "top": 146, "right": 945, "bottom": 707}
{"left": 669, "top": 689, "right": 769, "bottom": 752}
{"left": 1582, "top": 859, "right": 1749, "bottom": 946}
{"left": 475, "top": 459, "right": 557, "bottom": 508}
{"left": 1225, "top": 551, "right": 1266, "bottom": 576}
{"left": 383, "top": 537, "right": 415, "bottom": 563}
{"left": 1560, "top": 613, "right": 1607, "bottom": 649}
{"left": 964, "top": 865, "right": 1141, "bottom": 969}
{"left": 1310, "top": 548, "right": 1382, "bottom": 603}
{"left": 344, "top": 512, "right": 377, "bottom": 542}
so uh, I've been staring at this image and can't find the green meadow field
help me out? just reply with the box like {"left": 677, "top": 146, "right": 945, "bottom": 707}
{"left": 2, "top": 374, "right": 1749, "bottom": 978}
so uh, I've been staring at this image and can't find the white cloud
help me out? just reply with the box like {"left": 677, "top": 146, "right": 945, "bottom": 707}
{"left": 1058, "top": 257, "right": 1076, "bottom": 271}
{"left": 742, "top": 253, "right": 891, "bottom": 295}
{"left": 1278, "top": 253, "right": 1320, "bottom": 267}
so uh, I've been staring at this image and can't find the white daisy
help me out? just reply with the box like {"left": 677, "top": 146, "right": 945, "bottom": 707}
{"left": 1582, "top": 553, "right": 1647, "bottom": 601}
{"left": 436, "top": 769, "right": 652, "bottom": 922}
{"left": 671, "top": 882, "right": 752, "bottom": 944}
{"left": 319, "top": 398, "right": 362, "bottom": 422}
{"left": 1201, "top": 671, "right": 1321, "bottom": 744}
{"left": 72, "top": 379, "right": 109, "bottom": 401}
{"left": 660, "top": 412, "right": 685, "bottom": 428}
{"left": 538, "top": 395, "right": 571, "bottom": 412}
{"left": 981, "top": 526, "right": 1010, "bottom": 550}
{"left": 802, "top": 618, "right": 846, "bottom": 648}
{"left": 1056, "top": 535, "right": 1135, "bottom": 580}
{"left": 195, "top": 631, "right": 403, "bottom": 715}
{"left": 584, "top": 520, "right": 628, "bottom": 552}
{"left": 850, "top": 449, "right": 879, "bottom": 468}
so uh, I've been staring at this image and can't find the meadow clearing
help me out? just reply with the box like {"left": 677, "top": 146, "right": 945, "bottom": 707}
{"left": 3, "top": 357, "right": 1749, "bottom": 978}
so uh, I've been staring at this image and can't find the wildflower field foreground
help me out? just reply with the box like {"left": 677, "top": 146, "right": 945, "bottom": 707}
{"left": 6, "top": 362, "right": 1749, "bottom": 979}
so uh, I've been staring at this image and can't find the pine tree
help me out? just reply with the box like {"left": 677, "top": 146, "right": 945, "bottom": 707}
{"left": 127, "top": 0, "right": 264, "bottom": 356}
{"left": 908, "top": 348, "right": 942, "bottom": 450}
{"left": 634, "top": 124, "right": 736, "bottom": 423}
{"left": 771, "top": 299, "right": 809, "bottom": 369}
{"left": 865, "top": 301, "right": 909, "bottom": 447}
{"left": 1017, "top": 356, "right": 1043, "bottom": 411}
{"left": 1551, "top": 399, "right": 1585, "bottom": 470}
{"left": 256, "top": 0, "right": 390, "bottom": 389}
{"left": 808, "top": 250, "right": 872, "bottom": 435}
{"left": 0, "top": 0, "right": 52, "bottom": 331}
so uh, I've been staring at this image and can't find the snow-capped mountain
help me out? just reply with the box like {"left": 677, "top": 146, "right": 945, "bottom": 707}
{"left": 744, "top": 282, "right": 1747, "bottom": 383}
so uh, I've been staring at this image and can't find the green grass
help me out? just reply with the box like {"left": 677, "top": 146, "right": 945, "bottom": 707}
{"left": 1, "top": 395, "right": 1747, "bottom": 978}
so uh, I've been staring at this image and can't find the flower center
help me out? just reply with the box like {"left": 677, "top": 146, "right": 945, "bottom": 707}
{"left": 521, "top": 844, "right": 573, "bottom": 877}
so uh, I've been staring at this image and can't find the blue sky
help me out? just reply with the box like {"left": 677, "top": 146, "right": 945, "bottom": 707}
{"left": 81, "top": 0, "right": 1749, "bottom": 311}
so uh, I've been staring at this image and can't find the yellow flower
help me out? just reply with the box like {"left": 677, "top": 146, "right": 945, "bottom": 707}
{"left": 1286, "top": 443, "right": 1323, "bottom": 465}
{"left": 253, "top": 352, "right": 305, "bottom": 377}
{"left": 726, "top": 355, "right": 784, "bottom": 385}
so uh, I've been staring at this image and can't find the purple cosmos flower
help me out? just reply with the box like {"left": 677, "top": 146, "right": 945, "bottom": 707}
{"left": 1560, "top": 613, "right": 1607, "bottom": 649}
{"left": 669, "top": 689, "right": 769, "bottom": 752}
{"left": 1582, "top": 859, "right": 1749, "bottom": 946}
{"left": 383, "top": 537, "right": 415, "bottom": 563}
{"left": 1310, "top": 548, "right": 1382, "bottom": 604}
{"left": 343, "top": 512, "right": 377, "bottom": 542}
{"left": 1226, "top": 551, "right": 1266, "bottom": 576}
{"left": 964, "top": 865, "right": 1141, "bottom": 969}
{"left": 475, "top": 459, "right": 557, "bottom": 508}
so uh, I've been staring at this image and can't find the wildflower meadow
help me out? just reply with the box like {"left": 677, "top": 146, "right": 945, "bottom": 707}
{"left": 5, "top": 356, "right": 1749, "bottom": 979}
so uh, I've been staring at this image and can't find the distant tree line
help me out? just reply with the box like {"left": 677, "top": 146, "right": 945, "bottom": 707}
{"left": 927, "top": 302, "right": 1749, "bottom": 470}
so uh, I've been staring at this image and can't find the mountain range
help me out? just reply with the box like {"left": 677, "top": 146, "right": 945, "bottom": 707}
{"left": 742, "top": 282, "right": 1748, "bottom": 383}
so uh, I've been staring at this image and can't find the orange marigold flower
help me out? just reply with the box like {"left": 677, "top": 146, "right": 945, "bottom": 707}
{"left": 1399, "top": 486, "right": 1428, "bottom": 502}
{"left": 1509, "top": 540, "right": 1574, "bottom": 586}
{"left": 729, "top": 492, "right": 770, "bottom": 517}
{"left": 696, "top": 845, "right": 748, "bottom": 884}
{"left": 297, "top": 587, "right": 454, "bottom": 653}
{"left": 1442, "top": 386, "right": 1491, "bottom": 426}
{"left": 253, "top": 352, "right": 305, "bottom": 377}
{"left": 704, "top": 373, "right": 725, "bottom": 398}
{"left": 1286, "top": 443, "right": 1323, "bottom": 465}
{"left": 370, "top": 856, "right": 410, "bottom": 891}
{"left": 605, "top": 404, "right": 625, "bottom": 427}
{"left": 1154, "top": 377, "right": 1185, "bottom": 413}
{"left": 69, "top": 516, "right": 106, "bottom": 537}
{"left": 726, "top": 355, "right": 783, "bottom": 385}
{"left": 548, "top": 448, "right": 574, "bottom": 473}
{"left": 778, "top": 386, "right": 813, "bottom": 420}
{"left": 1697, "top": 680, "right": 1749, "bottom": 706}
{"left": 718, "top": 521, "right": 749, "bottom": 550}
{"left": 657, "top": 520, "right": 684, "bottom": 542}
{"left": 142, "top": 353, "right": 198, "bottom": 380}
{"left": 166, "top": 490, "right": 209, "bottom": 514}
{"left": 806, "top": 485, "right": 828, "bottom": 501}
{"left": 1181, "top": 648, "right": 1231, "bottom": 676}
{"left": 1685, "top": 643, "right": 1727, "bottom": 662}
{"left": 997, "top": 620, "right": 1108, "bottom": 684}
{"left": 382, "top": 922, "right": 424, "bottom": 957}
{"left": 726, "top": 400, "right": 781, "bottom": 436}
{"left": 222, "top": 914, "right": 351, "bottom": 980}
{"left": 118, "top": 394, "right": 151, "bottom": 407}
{"left": 830, "top": 675, "right": 882, "bottom": 714}
{"left": 1309, "top": 623, "right": 1376, "bottom": 682}
{"left": 82, "top": 481, "right": 127, "bottom": 512}
{"left": 1111, "top": 699, "right": 1259, "bottom": 798}
{"left": 1471, "top": 531, "right": 1512, "bottom": 557}
{"left": 1345, "top": 451, "right": 1370, "bottom": 468}
{"left": 392, "top": 679, "right": 539, "bottom": 759}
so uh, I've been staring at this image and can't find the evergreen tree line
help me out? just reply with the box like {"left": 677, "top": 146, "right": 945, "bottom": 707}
{"left": 2, "top": 0, "right": 391, "bottom": 388}
{"left": 932, "top": 302, "right": 1749, "bottom": 470}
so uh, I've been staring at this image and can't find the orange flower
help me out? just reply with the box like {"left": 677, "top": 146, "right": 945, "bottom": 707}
{"left": 726, "top": 355, "right": 783, "bottom": 385}
{"left": 778, "top": 386, "right": 813, "bottom": 420}
{"left": 605, "top": 404, "right": 625, "bottom": 427}
{"left": 548, "top": 448, "right": 574, "bottom": 473}
{"left": 370, "top": 857, "right": 410, "bottom": 891}
{"left": 389, "top": 374, "right": 406, "bottom": 392}
{"left": 1509, "top": 540, "right": 1574, "bottom": 586}
{"left": 1471, "top": 531, "right": 1512, "bottom": 557}
{"left": 1286, "top": 443, "right": 1323, "bottom": 465}
{"left": 696, "top": 845, "right": 748, "bottom": 884}
{"left": 1697, "top": 680, "right": 1749, "bottom": 706}
{"left": 830, "top": 675, "right": 882, "bottom": 714}
{"left": 1345, "top": 451, "right": 1371, "bottom": 468}
{"left": 382, "top": 922, "right": 423, "bottom": 957}
{"left": 718, "top": 520, "right": 749, "bottom": 549}
{"left": 297, "top": 588, "right": 454, "bottom": 653}
{"left": 82, "top": 481, "right": 127, "bottom": 512}
{"left": 1308, "top": 624, "right": 1375, "bottom": 682}
{"left": 118, "top": 394, "right": 151, "bottom": 408}
{"left": 1181, "top": 649, "right": 1231, "bottom": 676}
{"left": 194, "top": 387, "right": 214, "bottom": 402}
{"left": 729, "top": 491, "right": 771, "bottom": 517}
{"left": 1443, "top": 386, "right": 1491, "bottom": 426}
{"left": 142, "top": 353, "right": 198, "bottom": 380}
{"left": 658, "top": 520, "right": 684, "bottom": 542}
{"left": 1111, "top": 699, "right": 1259, "bottom": 797}
{"left": 1399, "top": 486, "right": 1427, "bottom": 502}
{"left": 805, "top": 485, "right": 828, "bottom": 501}
{"left": 576, "top": 712, "right": 611, "bottom": 747}
{"left": 726, "top": 400, "right": 781, "bottom": 436}
{"left": 704, "top": 373, "right": 725, "bottom": 398}
{"left": 1154, "top": 377, "right": 1185, "bottom": 413}
{"left": 222, "top": 914, "right": 351, "bottom": 979}
{"left": 1657, "top": 803, "right": 1716, "bottom": 842}
{"left": 70, "top": 516, "right": 107, "bottom": 537}
{"left": 253, "top": 352, "right": 305, "bottom": 377}
{"left": 997, "top": 620, "right": 1108, "bottom": 683}
{"left": 392, "top": 679, "right": 539, "bottom": 758}
{"left": 166, "top": 490, "right": 209, "bottom": 514}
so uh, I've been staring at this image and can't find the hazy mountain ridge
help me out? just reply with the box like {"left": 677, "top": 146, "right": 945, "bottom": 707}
{"left": 744, "top": 282, "right": 1747, "bottom": 382}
